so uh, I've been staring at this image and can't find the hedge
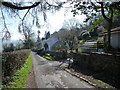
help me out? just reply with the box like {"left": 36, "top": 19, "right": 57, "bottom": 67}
{"left": 2, "top": 50, "right": 31, "bottom": 85}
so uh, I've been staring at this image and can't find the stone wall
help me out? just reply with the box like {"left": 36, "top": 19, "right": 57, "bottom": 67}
{"left": 71, "top": 52, "right": 120, "bottom": 88}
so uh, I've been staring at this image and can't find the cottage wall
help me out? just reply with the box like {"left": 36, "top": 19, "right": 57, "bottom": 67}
{"left": 111, "top": 32, "right": 120, "bottom": 48}
{"left": 41, "top": 37, "right": 58, "bottom": 51}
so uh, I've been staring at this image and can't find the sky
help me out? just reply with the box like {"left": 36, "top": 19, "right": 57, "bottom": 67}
{"left": 1, "top": 1, "right": 86, "bottom": 41}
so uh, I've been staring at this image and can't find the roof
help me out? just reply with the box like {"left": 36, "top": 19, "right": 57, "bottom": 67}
{"left": 111, "top": 27, "right": 120, "bottom": 32}
{"left": 99, "top": 26, "right": 120, "bottom": 36}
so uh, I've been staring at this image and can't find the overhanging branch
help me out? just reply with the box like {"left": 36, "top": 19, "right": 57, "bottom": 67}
{"left": 2, "top": 2, "right": 41, "bottom": 10}
{"left": 99, "top": 2, "right": 111, "bottom": 22}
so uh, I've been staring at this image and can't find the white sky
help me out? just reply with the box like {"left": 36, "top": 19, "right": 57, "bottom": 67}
{"left": 1, "top": 2, "right": 86, "bottom": 41}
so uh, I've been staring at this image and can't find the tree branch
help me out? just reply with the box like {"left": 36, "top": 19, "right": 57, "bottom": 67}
{"left": 22, "top": 8, "right": 31, "bottom": 21}
{"left": 2, "top": 2, "right": 41, "bottom": 10}
{"left": 99, "top": 2, "right": 110, "bottom": 22}
{"left": 1, "top": 8, "right": 11, "bottom": 40}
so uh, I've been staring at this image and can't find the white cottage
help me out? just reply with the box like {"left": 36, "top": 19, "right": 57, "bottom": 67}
{"left": 104, "top": 27, "right": 120, "bottom": 49}
{"left": 111, "top": 27, "right": 120, "bottom": 48}
{"left": 41, "top": 37, "right": 58, "bottom": 51}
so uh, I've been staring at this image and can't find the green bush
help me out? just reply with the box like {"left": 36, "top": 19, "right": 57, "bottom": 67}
{"left": 36, "top": 49, "right": 45, "bottom": 56}
{"left": 46, "top": 51, "right": 67, "bottom": 60}
{"left": 2, "top": 50, "right": 31, "bottom": 85}
{"left": 43, "top": 56, "right": 53, "bottom": 60}
{"left": 7, "top": 53, "right": 32, "bottom": 88}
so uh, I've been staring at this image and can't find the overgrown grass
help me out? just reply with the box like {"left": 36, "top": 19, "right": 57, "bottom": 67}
{"left": 87, "top": 77, "right": 115, "bottom": 89}
{"left": 6, "top": 53, "right": 32, "bottom": 88}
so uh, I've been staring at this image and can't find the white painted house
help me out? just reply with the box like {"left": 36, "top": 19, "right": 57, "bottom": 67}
{"left": 41, "top": 36, "right": 58, "bottom": 51}
{"left": 110, "top": 27, "right": 120, "bottom": 48}
{"left": 103, "top": 27, "right": 120, "bottom": 49}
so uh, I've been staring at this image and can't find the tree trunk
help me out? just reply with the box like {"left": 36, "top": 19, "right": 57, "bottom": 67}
{"left": 107, "top": 21, "right": 112, "bottom": 52}
{"left": 100, "top": 2, "right": 113, "bottom": 52}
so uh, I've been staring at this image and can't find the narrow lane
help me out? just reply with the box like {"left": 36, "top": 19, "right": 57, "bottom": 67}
{"left": 32, "top": 52, "right": 94, "bottom": 88}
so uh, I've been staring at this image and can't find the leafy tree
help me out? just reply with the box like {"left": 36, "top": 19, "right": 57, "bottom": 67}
{"left": 45, "top": 31, "right": 50, "bottom": 39}
{"left": 23, "top": 39, "right": 35, "bottom": 49}
{"left": 89, "top": 27, "right": 99, "bottom": 39}
{"left": 71, "top": 1, "right": 120, "bottom": 52}
{"left": 37, "top": 30, "right": 41, "bottom": 42}
{"left": 42, "top": 37, "right": 45, "bottom": 41}
{"left": 112, "top": 15, "right": 120, "bottom": 28}
{"left": 89, "top": 13, "right": 120, "bottom": 31}
{"left": 79, "top": 30, "right": 91, "bottom": 40}
{"left": 44, "top": 43, "right": 48, "bottom": 51}
{"left": 15, "top": 40, "right": 23, "bottom": 50}
{"left": 3, "top": 43, "right": 14, "bottom": 52}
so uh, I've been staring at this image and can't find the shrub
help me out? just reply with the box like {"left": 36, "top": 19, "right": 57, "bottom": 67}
{"left": 46, "top": 51, "right": 67, "bottom": 60}
{"left": 36, "top": 49, "right": 45, "bottom": 56}
{"left": 3, "top": 43, "right": 15, "bottom": 52}
{"left": 43, "top": 56, "right": 53, "bottom": 60}
{"left": 7, "top": 53, "right": 32, "bottom": 88}
{"left": 2, "top": 50, "right": 31, "bottom": 85}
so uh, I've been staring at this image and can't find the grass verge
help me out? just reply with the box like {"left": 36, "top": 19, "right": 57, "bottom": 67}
{"left": 86, "top": 77, "right": 115, "bottom": 89}
{"left": 65, "top": 69, "right": 115, "bottom": 89}
{"left": 6, "top": 53, "right": 32, "bottom": 88}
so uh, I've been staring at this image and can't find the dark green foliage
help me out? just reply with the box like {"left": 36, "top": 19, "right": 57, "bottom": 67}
{"left": 72, "top": 1, "right": 120, "bottom": 52}
{"left": 44, "top": 43, "right": 48, "bottom": 51}
{"left": 23, "top": 39, "right": 35, "bottom": 49}
{"left": 37, "top": 50, "right": 68, "bottom": 61}
{"left": 113, "top": 15, "right": 120, "bottom": 28}
{"left": 45, "top": 31, "right": 50, "bottom": 39}
{"left": 6, "top": 53, "right": 32, "bottom": 88}
{"left": 36, "top": 48, "right": 45, "bottom": 56}
{"left": 89, "top": 27, "right": 98, "bottom": 38}
{"left": 2, "top": 50, "right": 30, "bottom": 85}
{"left": 3, "top": 43, "right": 14, "bottom": 52}
{"left": 46, "top": 51, "right": 67, "bottom": 61}
{"left": 42, "top": 37, "right": 45, "bottom": 40}
{"left": 81, "top": 33, "right": 91, "bottom": 40}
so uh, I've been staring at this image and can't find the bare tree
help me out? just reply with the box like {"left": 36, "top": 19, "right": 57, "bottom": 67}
{"left": 62, "top": 18, "right": 81, "bottom": 30}
{"left": 19, "top": 22, "right": 35, "bottom": 49}
{"left": 62, "top": 18, "right": 86, "bottom": 39}
{"left": 0, "top": 0, "right": 67, "bottom": 40}
{"left": 53, "top": 28, "right": 78, "bottom": 50}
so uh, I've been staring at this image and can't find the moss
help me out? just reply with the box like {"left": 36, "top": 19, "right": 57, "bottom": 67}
{"left": 86, "top": 77, "right": 115, "bottom": 89}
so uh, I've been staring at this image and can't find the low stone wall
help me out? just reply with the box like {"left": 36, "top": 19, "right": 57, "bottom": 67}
{"left": 71, "top": 52, "right": 120, "bottom": 88}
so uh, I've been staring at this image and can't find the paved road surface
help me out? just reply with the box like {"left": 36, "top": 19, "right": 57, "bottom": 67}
{"left": 32, "top": 52, "right": 94, "bottom": 89}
